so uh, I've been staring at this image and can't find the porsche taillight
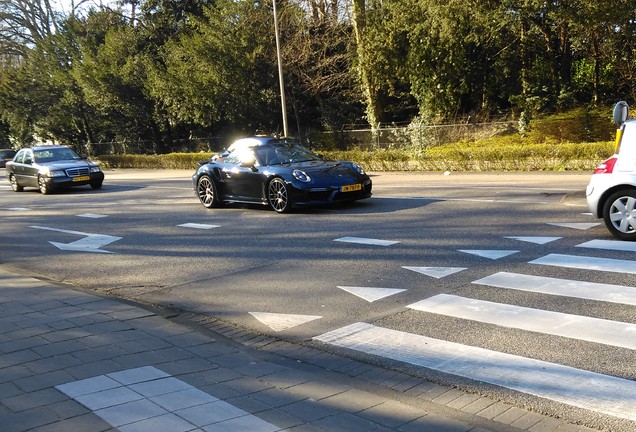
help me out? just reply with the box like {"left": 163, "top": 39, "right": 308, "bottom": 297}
{"left": 593, "top": 157, "right": 618, "bottom": 174}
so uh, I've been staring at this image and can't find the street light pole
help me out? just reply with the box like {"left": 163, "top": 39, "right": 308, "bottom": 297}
{"left": 272, "top": 0, "right": 289, "bottom": 137}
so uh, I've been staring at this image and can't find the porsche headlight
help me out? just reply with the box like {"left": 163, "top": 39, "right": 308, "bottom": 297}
{"left": 352, "top": 163, "right": 365, "bottom": 175}
{"left": 293, "top": 169, "right": 311, "bottom": 183}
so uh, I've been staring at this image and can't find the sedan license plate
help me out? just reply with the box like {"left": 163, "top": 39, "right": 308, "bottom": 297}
{"left": 341, "top": 183, "right": 362, "bottom": 192}
{"left": 73, "top": 176, "right": 90, "bottom": 182}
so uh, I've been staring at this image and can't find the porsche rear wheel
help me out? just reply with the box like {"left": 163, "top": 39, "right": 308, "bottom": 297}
{"left": 602, "top": 189, "right": 636, "bottom": 241}
{"left": 267, "top": 178, "right": 291, "bottom": 213}
{"left": 197, "top": 175, "right": 220, "bottom": 208}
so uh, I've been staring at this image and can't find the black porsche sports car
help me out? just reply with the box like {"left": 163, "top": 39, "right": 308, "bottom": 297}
{"left": 192, "top": 137, "right": 372, "bottom": 213}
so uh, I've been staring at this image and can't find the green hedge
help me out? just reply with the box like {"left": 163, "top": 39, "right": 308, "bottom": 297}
{"left": 97, "top": 141, "right": 615, "bottom": 172}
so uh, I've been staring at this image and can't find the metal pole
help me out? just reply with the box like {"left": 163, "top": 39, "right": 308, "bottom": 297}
{"left": 273, "top": 0, "right": 288, "bottom": 137}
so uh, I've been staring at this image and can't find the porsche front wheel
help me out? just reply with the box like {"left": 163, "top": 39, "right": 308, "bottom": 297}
{"left": 197, "top": 175, "right": 221, "bottom": 208}
{"left": 267, "top": 178, "right": 291, "bottom": 213}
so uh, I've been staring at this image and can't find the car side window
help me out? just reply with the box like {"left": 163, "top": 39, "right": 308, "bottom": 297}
{"left": 23, "top": 151, "right": 33, "bottom": 164}
{"left": 13, "top": 150, "right": 25, "bottom": 163}
{"left": 224, "top": 148, "right": 256, "bottom": 166}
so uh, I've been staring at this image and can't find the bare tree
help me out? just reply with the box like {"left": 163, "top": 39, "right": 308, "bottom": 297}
{"left": 0, "top": 0, "right": 60, "bottom": 58}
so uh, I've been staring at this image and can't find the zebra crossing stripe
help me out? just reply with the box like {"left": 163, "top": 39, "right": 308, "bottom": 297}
{"left": 530, "top": 253, "right": 636, "bottom": 274}
{"left": 314, "top": 323, "right": 636, "bottom": 421}
{"left": 473, "top": 272, "right": 636, "bottom": 306}
{"left": 408, "top": 294, "right": 636, "bottom": 350}
{"left": 577, "top": 239, "right": 636, "bottom": 252}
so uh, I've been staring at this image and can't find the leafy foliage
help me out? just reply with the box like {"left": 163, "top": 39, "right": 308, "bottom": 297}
{"left": 0, "top": 0, "right": 634, "bottom": 152}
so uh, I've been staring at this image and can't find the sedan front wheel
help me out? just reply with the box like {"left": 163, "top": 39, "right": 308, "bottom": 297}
{"left": 602, "top": 189, "right": 636, "bottom": 241}
{"left": 38, "top": 176, "right": 51, "bottom": 195}
{"left": 267, "top": 178, "right": 291, "bottom": 213}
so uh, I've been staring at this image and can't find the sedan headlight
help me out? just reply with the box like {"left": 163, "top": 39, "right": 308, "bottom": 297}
{"left": 40, "top": 168, "right": 65, "bottom": 178}
{"left": 293, "top": 169, "right": 311, "bottom": 183}
{"left": 90, "top": 165, "right": 101, "bottom": 173}
{"left": 352, "top": 163, "right": 365, "bottom": 175}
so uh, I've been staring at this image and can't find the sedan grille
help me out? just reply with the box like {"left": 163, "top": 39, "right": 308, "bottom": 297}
{"left": 65, "top": 168, "right": 90, "bottom": 177}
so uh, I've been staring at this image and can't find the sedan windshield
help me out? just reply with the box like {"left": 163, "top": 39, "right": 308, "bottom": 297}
{"left": 256, "top": 143, "right": 321, "bottom": 166}
{"left": 34, "top": 148, "right": 81, "bottom": 163}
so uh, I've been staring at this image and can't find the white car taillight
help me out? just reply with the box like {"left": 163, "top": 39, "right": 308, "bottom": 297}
{"left": 593, "top": 157, "right": 617, "bottom": 174}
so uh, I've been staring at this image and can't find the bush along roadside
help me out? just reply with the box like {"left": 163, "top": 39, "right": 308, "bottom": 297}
{"left": 96, "top": 140, "right": 615, "bottom": 172}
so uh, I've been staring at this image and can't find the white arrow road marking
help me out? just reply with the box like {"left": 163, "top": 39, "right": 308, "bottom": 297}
{"left": 249, "top": 312, "right": 322, "bottom": 332}
{"left": 547, "top": 222, "right": 601, "bottom": 230}
{"left": 577, "top": 239, "right": 636, "bottom": 252}
{"left": 337, "top": 286, "right": 406, "bottom": 302}
{"left": 504, "top": 236, "right": 561, "bottom": 244}
{"left": 408, "top": 294, "right": 636, "bottom": 350}
{"left": 459, "top": 250, "right": 519, "bottom": 260}
{"left": 473, "top": 272, "right": 636, "bottom": 306}
{"left": 334, "top": 237, "right": 400, "bottom": 246}
{"left": 402, "top": 266, "right": 466, "bottom": 279}
{"left": 530, "top": 253, "right": 636, "bottom": 274}
{"left": 30, "top": 226, "right": 121, "bottom": 254}
{"left": 314, "top": 323, "right": 636, "bottom": 422}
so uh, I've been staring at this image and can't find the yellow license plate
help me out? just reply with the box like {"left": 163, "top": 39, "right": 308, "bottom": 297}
{"left": 73, "top": 176, "right": 90, "bottom": 182}
{"left": 341, "top": 183, "right": 362, "bottom": 192}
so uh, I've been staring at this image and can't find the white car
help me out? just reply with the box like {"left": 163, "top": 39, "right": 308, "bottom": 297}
{"left": 586, "top": 101, "right": 636, "bottom": 240}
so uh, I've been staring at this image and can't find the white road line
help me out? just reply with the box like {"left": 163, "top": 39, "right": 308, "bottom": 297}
{"left": 334, "top": 236, "right": 400, "bottom": 246}
{"left": 178, "top": 223, "right": 220, "bottom": 230}
{"left": 408, "top": 294, "right": 636, "bottom": 350}
{"left": 530, "top": 253, "right": 636, "bottom": 274}
{"left": 577, "top": 239, "right": 636, "bottom": 252}
{"left": 504, "top": 236, "right": 561, "bottom": 244}
{"left": 314, "top": 323, "right": 636, "bottom": 421}
{"left": 473, "top": 272, "right": 636, "bottom": 306}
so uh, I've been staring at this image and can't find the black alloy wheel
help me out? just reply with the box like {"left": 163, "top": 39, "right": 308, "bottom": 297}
{"left": 267, "top": 178, "right": 291, "bottom": 213}
{"left": 197, "top": 175, "right": 220, "bottom": 208}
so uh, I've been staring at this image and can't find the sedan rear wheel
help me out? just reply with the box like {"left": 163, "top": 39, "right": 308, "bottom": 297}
{"left": 267, "top": 178, "right": 291, "bottom": 213}
{"left": 603, "top": 189, "right": 636, "bottom": 241}
{"left": 9, "top": 174, "right": 23, "bottom": 192}
{"left": 38, "top": 176, "right": 51, "bottom": 195}
{"left": 197, "top": 175, "right": 220, "bottom": 208}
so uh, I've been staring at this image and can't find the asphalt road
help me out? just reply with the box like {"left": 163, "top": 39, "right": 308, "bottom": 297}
{"left": 1, "top": 168, "right": 635, "bottom": 431}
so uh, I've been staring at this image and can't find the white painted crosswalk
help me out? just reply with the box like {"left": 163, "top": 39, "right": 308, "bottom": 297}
{"left": 315, "top": 233, "right": 636, "bottom": 422}
{"left": 408, "top": 294, "right": 636, "bottom": 350}
{"left": 473, "top": 272, "right": 636, "bottom": 305}
{"left": 530, "top": 253, "right": 636, "bottom": 274}
{"left": 314, "top": 323, "right": 636, "bottom": 422}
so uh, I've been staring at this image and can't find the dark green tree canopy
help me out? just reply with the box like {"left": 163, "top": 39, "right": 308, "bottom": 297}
{"left": 0, "top": 0, "right": 634, "bottom": 151}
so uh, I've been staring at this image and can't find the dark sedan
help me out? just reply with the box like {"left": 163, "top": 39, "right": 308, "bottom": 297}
{"left": 192, "top": 137, "right": 372, "bottom": 213}
{"left": 6, "top": 145, "right": 104, "bottom": 194}
{"left": 0, "top": 149, "right": 16, "bottom": 168}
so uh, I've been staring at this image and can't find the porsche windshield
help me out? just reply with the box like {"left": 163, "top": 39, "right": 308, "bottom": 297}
{"left": 257, "top": 142, "right": 321, "bottom": 165}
